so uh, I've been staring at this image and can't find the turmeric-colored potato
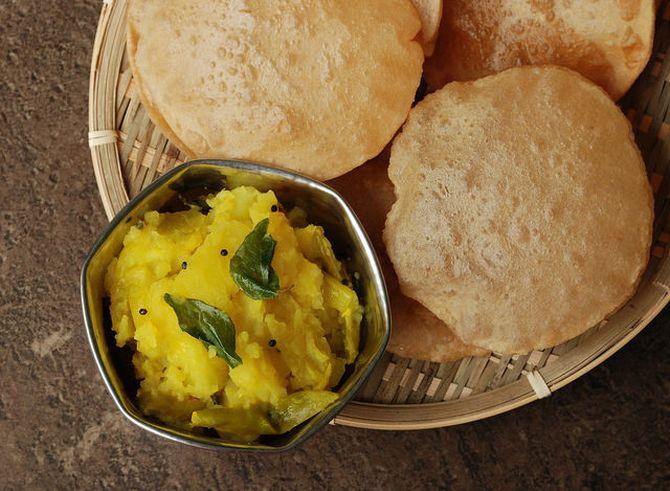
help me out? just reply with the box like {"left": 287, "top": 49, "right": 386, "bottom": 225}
{"left": 105, "top": 186, "right": 359, "bottom": 440}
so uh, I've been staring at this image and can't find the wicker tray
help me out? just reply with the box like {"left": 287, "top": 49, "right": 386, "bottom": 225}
{"left": 89, "top": 0, "right": 670, "bottom": 430}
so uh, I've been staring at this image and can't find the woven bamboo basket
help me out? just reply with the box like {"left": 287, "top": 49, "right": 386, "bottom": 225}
{"left": 89, "top": 0, "right": 670, "bottom": 430}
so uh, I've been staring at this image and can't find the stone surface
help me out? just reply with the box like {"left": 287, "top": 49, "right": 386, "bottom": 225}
{"left": 0, "top": 0, "right": 668, "bottom": 488}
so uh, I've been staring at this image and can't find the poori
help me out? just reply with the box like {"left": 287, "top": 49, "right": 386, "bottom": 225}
{"left": 127, "top": 0, "right": 424, "bottom": 180}
{"left": 424, "top": 0, "right": 655, "bottom": 100}
{"left": 384, "top": 66, "right": 653, "bottom": 353}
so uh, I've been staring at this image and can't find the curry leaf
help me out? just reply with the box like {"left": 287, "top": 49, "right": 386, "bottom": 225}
{"left": 230, "top": 218, "right": 280, "bottom": 300}
{"left": 163, "top": 293, "right": 242, "bottom": 368}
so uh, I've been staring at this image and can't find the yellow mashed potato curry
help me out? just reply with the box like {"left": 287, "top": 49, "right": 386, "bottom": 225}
{"left": 105, "top": 186, "right": 362, "bottom": 442}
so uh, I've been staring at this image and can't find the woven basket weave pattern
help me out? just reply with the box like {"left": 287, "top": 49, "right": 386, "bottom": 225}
{"left": 89, "top": 0, "right": 670, "bottom": 429}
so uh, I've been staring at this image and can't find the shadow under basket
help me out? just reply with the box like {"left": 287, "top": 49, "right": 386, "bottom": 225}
{"left": 89, "top": 0, "right": 670, "bottom": 429}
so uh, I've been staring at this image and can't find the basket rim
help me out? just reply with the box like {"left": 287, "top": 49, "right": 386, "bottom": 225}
{"left": 87, "top": 0, "right": 670, "bottom": 430}
{"left": 335, "top": 289, "right": 667, "bottom": 429}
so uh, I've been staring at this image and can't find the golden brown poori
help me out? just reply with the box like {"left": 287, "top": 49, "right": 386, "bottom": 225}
{"left": 385, "top": 66, "right": 653, "bottom": 353}
{"left": 127, "top": 0, "right": 424, "bottom": 180}
{"left": 424, "top": 0, "right": 654, "bottom": 99}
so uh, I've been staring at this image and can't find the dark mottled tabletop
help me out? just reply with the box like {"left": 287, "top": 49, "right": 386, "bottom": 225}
{"left": 0, "top": 1, "right": 668, "bottom": 489}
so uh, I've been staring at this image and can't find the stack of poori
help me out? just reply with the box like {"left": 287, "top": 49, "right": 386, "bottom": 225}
{"left": 127, "top": 0, "right": 656, "bottom": 361}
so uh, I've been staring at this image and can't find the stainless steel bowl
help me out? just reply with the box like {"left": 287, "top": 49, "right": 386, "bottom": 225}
{"left": 81, "top": 159, "right": 391, "bottom": 451}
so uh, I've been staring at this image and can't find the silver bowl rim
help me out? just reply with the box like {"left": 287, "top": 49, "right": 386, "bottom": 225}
{"left": 80, "top": 158, "right": 391, "bottom": 452}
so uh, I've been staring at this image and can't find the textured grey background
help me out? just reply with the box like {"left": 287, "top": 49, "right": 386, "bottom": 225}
{"left": 0, "top": 0, "right": 668, "bottom": 489}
